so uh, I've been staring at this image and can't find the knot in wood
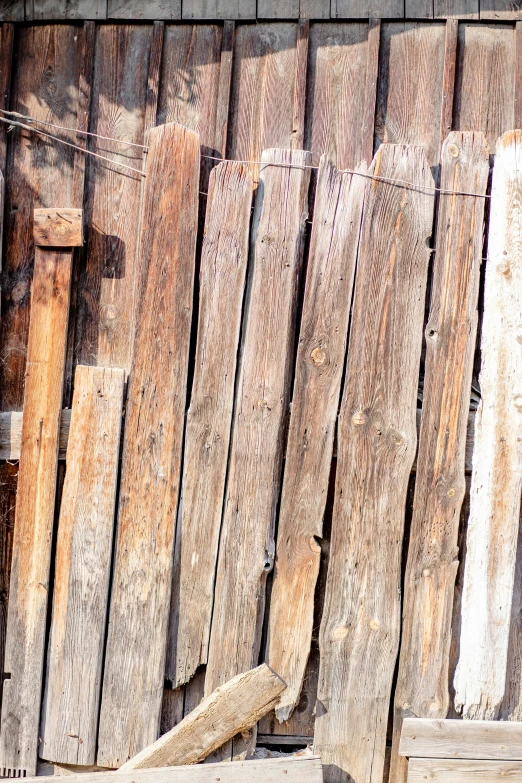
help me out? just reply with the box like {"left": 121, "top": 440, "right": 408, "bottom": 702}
{"left": 332, "top": 625, "right": 349, "bottom": 640}
{"left": 514, "top": 394, "right": 522, "bottom": 410}
{"left": 310, "top": 347, "right": 327, "bottom": 366}
{"left": 447, "top": 143, "right": 460, "bottom": 158}
{"left": 352, "top": 411, "right": 367, "bottom": 427}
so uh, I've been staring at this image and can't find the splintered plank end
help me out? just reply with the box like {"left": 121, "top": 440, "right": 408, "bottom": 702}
{"left": 34, "top": 208, "right": 83, "bottom": 247}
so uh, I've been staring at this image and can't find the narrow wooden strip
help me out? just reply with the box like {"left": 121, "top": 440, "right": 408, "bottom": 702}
{"left": 0, "top": 246, "right": 73, "bottom": 778}
{"left": 258, "top": 0, "right": 300, "bottom": 17}
{"left": 361, "top": 18, "right": 380, "bottom": 165}
{"left": 516, "top": 21, "right": 522, "bottom": 128}
{"left": 292, "top": 20, "right": 309, "bottom": 150}
{"left": 214, "top": 21, "right": 235, "bottom": 160}
{"left": 72, "top": 20, "right": 96, "bottom": 210}
{"left": 205, "top": 148, "right": 311, "bottom": 697}
{"left": 165, "top": 160, "right": 252, "bottom": 688}
{"left": 408, "top": 758, "right": 522, "bottom": 782}
{"left": 107, "top": 0, "right": 180, "bottom": 18}
{"left": 267, "top": 155, "right": 365, "bottom": 721}
{"left": 40, "top": 366, "right": 124, "bottom": 766}
{"left": 97, "top": 123, "right": 199, "bottom": 768}
{"left": 390, "top": 131, "right": 489, "bottom": 783}
{"left": 454, "top": 130, "right": 522, "bottom": 720}
{"left": 182, "top": 0, "right": 256, "bottom": 18}
{"left": 480, "top": 0, "right": 522, "bottom": 18}
{"left": 400, "top": 717, "right": 522, "bottom": 760}
{"left": 439, "top": 19, "right": 458, "bottom": 159}
{"left": 434, "top": 0, "right": 479, "bottom": 15}
{"left": 121, "top": 665, "right": 286, "bottom": 770}
{"left": 29, "top": 0, "right": 106, "bottom": 18}
{"left": 314, "top": 143, "right": 435, "bottom": 783}
{"left": 145, "top": 22, "right": 164, "bottom": 134}
{"left": 0, "top": 22, "right": 14, "bottom": 175}
{"left": 300, "top": 0, "right": 330, "bottom": 18}
{"left": 331, "top": 0, "right": 403, "bottom": 17}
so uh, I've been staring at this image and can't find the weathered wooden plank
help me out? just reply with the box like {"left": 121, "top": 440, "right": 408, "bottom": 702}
{"left": 107, "top": 0, "right": 180, "bottom": 18}
{"left": 480, "top": 0, "right": 522, "bottom": 18}
{"left": 516, "top": 22, "right": 522, "bottom": 128}
{"left": 375, "top": 22, "right": 447, "bottom": 168}
{"left": 160, "top": 689, "right": 184, "bottom": 736}
{"left": 121, "top": 666, "right": 285, "bottom": 769}
{"left": 75, "top": 24, "right": 151, "bottom": 372}
{"left": 314, "top": 144, "right": 434, "bottom": 783}
{"left": 182, "top": 0, "right": 255, "bottom": 17}
{"left": 300, "top": 0, "right": 329, "bottom": 18}
{"left": 205, "top": 150, "right": 311, "bottom": 712}
{"left": 331, "top": 0, "right": 403, "bottom": 17}
{"left": 214, "top": 22, "right": 235, "bottom": 159}
{"left": 258, "top": 0, "right": 300, "bottom": 17}
{"left": 390, "top": 132, "right": 489, "bottom": 783}
{"left": 293, "top": 20, "right": 309, "bottom": 151}
{"left": 165, "top": 161, "right": 252, "bottom": 688}
{"left": 34, "top": 208, "right": 83, "bottom": 247}
{"left": 28, "top": 0, "right": 107, "bottom": 19}
{"left": 267, "top": 156, "right": 365, "bottom": 722}
{"left": 406, "top": 0, "right": 433, "bottom": 16}
{"left": 454, "top": 23, "right": 516, "bottom": 149}
{"left": 97, "top": 123, "right": 199, "bottom": 768}
{"left": 408, "top": 759, "right": 522, "bottom": 782}
{"left": 434, "top": 0, "right": 479, "bottom": 16}
{"left": 0, "top": 23, "right": 14, "bottom": 175}
{"left": 305, "top": 20, "right": 380, "bottom": 169}
{"left": 40, "top": 366, "right": 124, "bottom": 765}
{"left": 454, "top": 130, "right": 522, "bottom": 720}
{"left": 0, "top": 246, "right": 73, "bottom": 778}
{"left": 438, "top": 19, "right": 458, "bottom": 159}
{"left": 0, "top": 2, "right": 23, "bottom": 20}
{"left": 400, "top": 717, "right": 522, "bottom": 760}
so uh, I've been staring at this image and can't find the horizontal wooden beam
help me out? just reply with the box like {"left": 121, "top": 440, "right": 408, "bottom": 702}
{"left": 34, "top": 209, "right": 83, "bottom": 247}
{"left": 400, "top": 718, "right": 522, "bottom": 760}
{"left": 408, "top": 758, "right": 522, "bottom": 782}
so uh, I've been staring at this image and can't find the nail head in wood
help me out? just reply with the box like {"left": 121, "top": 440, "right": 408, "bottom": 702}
{"left": 34, "top": 208, "right": 83, "bottom": 247}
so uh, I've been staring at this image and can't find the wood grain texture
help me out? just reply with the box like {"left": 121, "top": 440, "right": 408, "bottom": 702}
{"left": 121, "top": 665, "right": 286, "bottom": 769}
{"left": 389, "top": 132, "right": 489, "bottom": 783}
{"left": 305, "top": 21, "right": 380, "bottom": 169}
{"left": 267, "top": 155, "right": 365, "bottom": 722}
{"left": 107, "top": 0, "right": 180, "bottom": 18}
{"left": 205, "top": 148, "right": 311, "bottom": 701}
{"left": 434, "top": 0, "right": 479, "bottom": 15}
{"left": 332, "top": 0, "right": 403, "bottom": 16}
{"left": 454, "top": 130, "right": 522, "bottom": 721}
{"left": 182, "top": 0, "right": 255, "bottom": 17}
{"left": 0, "top": 22, "right": 14, "bottom": 175}
{"left": 439, "top": 19, "right": 458, "bottom": 160}
{"left": 400, "top": 717, "right": 522, "bottom": 760}
{"left": 454, "top": 22, "right": 516, "bottom": 149}
{"left": 375, "top": 22, "right": 447, "bottom": 168}
{"left": 408, "top": 758, "right": 522, "bottom": 782}
{"left": 0, "top": 247, "right": 73, "bottom": 778}
{"left": 34, "top": 209, "right": 83, "bottom": 248}
{"left": 29, "top": 0, "right": 107, "bottom": 18}
{"left": 258, "top": 0, "right": 300, "bottom": 17}
{"left": 165, "top": 161, "right": 252, "bottom": 688}
{"left": 214, "top": 21, "right": 234, "bottom": 160}
{"left": 0, "top": 1, "right": 24, "bottom": 19}
{"left": 314, "top": 144, "right": 434, "bottom": 783}
{"left": 300, "top": 0, "right": 330, "bottom": 18}
{"left": 97, "top": 123, "right": 199, "bottom": 769}
{"left": 406, "top": 0, "right": 434, "bottom": 16}
{"left": 40, "top": 366, "right": 124, "bottom": 765}
{"left": 480, "top": 0, "right": 522, "bottom": 19}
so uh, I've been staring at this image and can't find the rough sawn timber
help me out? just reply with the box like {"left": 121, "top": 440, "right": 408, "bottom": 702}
{"left": 407, "top": 758, "right": 522, "bottom": 782}
{"left": 267, "top": 155, "right": 365, "bottom": 722}
{"left": 400, "top": 717, "right": 522, "bottom": 760}
{"left": 390, "top": 131, "right": 489, "bottom": 783}
{"left": 0, "top": 246, "right": 73, "bottom": 778}
{"left": 120, "top": 665, "right": 286, "bottom": 769}
{"left": 205, "top": 147, "right": 311, "bottom": 754}
{"left": 166, "top": 161, "right": 252, "bottom": 688}
{"left": 40, "top": 365, "right": 125, "bottom": 765}
{"left": 97, "top": 123, "right": 199, "bottom": 768}
{"left": 314, "top": 143, "right": 435, "bottom": 783}
{"left": 454, "top": 130, "right": 522, "bottom": 720}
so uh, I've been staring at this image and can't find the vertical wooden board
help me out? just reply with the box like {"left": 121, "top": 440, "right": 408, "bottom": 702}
{"left": 0, "top": 23, "right": 14, "bottom": 176}
{"left": 375, "top": 22, "right": 447, "bottom": 168}
{"left": 0, "top": 461, "right": 17, "bottom": 716}
{"left": 267, "top": 156, "right": 365, "bottom": 722}
{"left": 165, "top": 161, "right": 252, "bottom": 688}
{"left": 75, "top": 24, "right": 151, "bottom": 373}
{"left": 0, "top": 247, "right": 73, "bottom": 778}
{"left": 331, "top": 0, "right": 403, "bottom": 17}
{"left": 97, "top": 123, "right": 199, "bottom": 769}
{"left": 454, "top": 131, "right": 522, "bottom": 721}
{"left": 107, "top": 0, "right": 180, "bottom": 17}
{"left": 205, "top": 148, "right": 311, "bottom": 701}
{"left": 258, "top": 0, "right": 300, "bottom": 17}
{"left": 182, "top": 0, "right": 255, "bottom": 17}
{"left": 480, "top": 1, "right": 522, "bottom": 18}
{"left": 30, "top": 1, "right": 107, "bottom": 19}
{"left": 40, "top": 366, "right": 125, "bottom": 766}
{"left": 389, "top": 132, "right": 489, "bottom": 783}
{"left": 454, "top": 23, "right": 516, "bottom": 150}
{"left": 314, "top": 144, "right": 434, "bottom": 783}
{"left": 227, "top": 24, "right": 306, "bottom": 178}
{"left": 305, "top": 21, "right": 379, "bottom": 169}
{"left": 434, "top": 0, "right": 479, "bottom": 15}
{"left": 300, "top": 0, "right": 330, "bottom": 18}
{"left": 161, "top": 689, "right": 185, "bottom": 736}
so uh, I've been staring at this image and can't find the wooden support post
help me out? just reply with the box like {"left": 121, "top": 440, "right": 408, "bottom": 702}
{"left": 97, "top": 123, "right": 199, "bottom": 768}
{"left": 313, "top": 144, "right": 434, "bottom": 783}
{"left": 0, "top": 211, "right": 81, "bottom": 777}
{"left": 454, "top": 130, "right": 522, "bottom": 720}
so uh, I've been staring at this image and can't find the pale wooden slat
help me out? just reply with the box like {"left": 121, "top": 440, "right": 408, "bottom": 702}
{"left": 165, "top": 161, "right": 252, "bottom": 688}
{"left": 454, "top": 130, "right": 522, "bottom": 720}
{"left": 205, "top": 148, "right": 311, "bottom": 753}
{"left": 400, "top": 717, "right": 522, "bottom": 760}
{"left": 182, "top": 0, "right": 255, "bottom": 18}
{"left": 97, "top": 123, "right": 199, "bottom": 769}
{"left": 107, "top": 0, "right": 180, "bottom": 18}
{"left": 267, "top": 155, "right": 365, "bottom": 721}
{"left": 314, "top": 144, "right": 435, "bottom": 783}
{"left": 390, "top": 132, "right": 489, "bottom": 783}
{"left": 0, "top": 247, "right": 73, "bottom": 778}
{"left": 121, "top": 665, "right": 285, "bottom": 769}
{"left": 28, "top": 0, "right": 106, "bottom": 18}
{"left": 408, "top": 758, "right": 522, "bottom": 782}
{"left": 331, "top": 0, "right": 403, "bottom": 17}
{"left": 438, "top": 19, "right": 459, "bottom": 158}
{"left": 40, "top": 366, "right": 125, "bottom": 766}
{"left": 258, "top": 0, "right": 300, "bottom": 17}
{"left": 480, "top": 0, "right": 522, "bottom": 18}
{"left": 300, "top": 0, "right": 330, "bottom": 17}
{"left": 434, "top": 0, "right": 479, "bottom": 15}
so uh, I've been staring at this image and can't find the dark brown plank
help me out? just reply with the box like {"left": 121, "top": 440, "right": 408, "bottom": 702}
{"left": 314, "top": 144, "right": 434, "bottom": 783}
{"left": 97, "top": 123, "right": 199, "bottom": 768}
{"left": 0, "top": 22, "right": 14, "bottom": 176}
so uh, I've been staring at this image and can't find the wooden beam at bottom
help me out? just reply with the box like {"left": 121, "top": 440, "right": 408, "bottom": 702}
{"left": 400, "top": 717, "right": 522, "bottom": 760}
{"left": 408, "top": 758, "right": 522, "bottom": 782}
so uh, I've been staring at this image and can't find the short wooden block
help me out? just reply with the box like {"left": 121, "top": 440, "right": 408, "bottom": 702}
{"left": 34, "top": 208, "right": 83, "bottom": 247}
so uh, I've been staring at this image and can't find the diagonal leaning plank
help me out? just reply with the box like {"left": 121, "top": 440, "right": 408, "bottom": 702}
{"left": 97, "top": 123, "right": 199, "bottom": 768}
{"left": 0, "top": 246, "right": 74, "bottom": 778}
{"left": 454, "top": 130, "right": 522, "bottom": 720}
{"left": 120, "top": 664, "right": 286, "bottom": 769}
{"left": 314, "top": 143, "right": 435, "bottom": 783}
{"left": 267, "top": 155, "right": 366, "bottom": 723}
{"left": 390, "top": 132, "right": 489, "bottom": 783}
{"left": 165, "top": 161, "right": 253, "bottom": 689}
{"left": 40, "top": 365, "right": 125, "bottom": 766}
{"left": 205, "top": 148, "right": 311, "bottom": 725}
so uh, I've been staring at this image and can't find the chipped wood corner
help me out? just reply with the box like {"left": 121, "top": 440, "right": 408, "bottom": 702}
{"left": 34, "top": 208, "right": 84, "bottom": 248}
